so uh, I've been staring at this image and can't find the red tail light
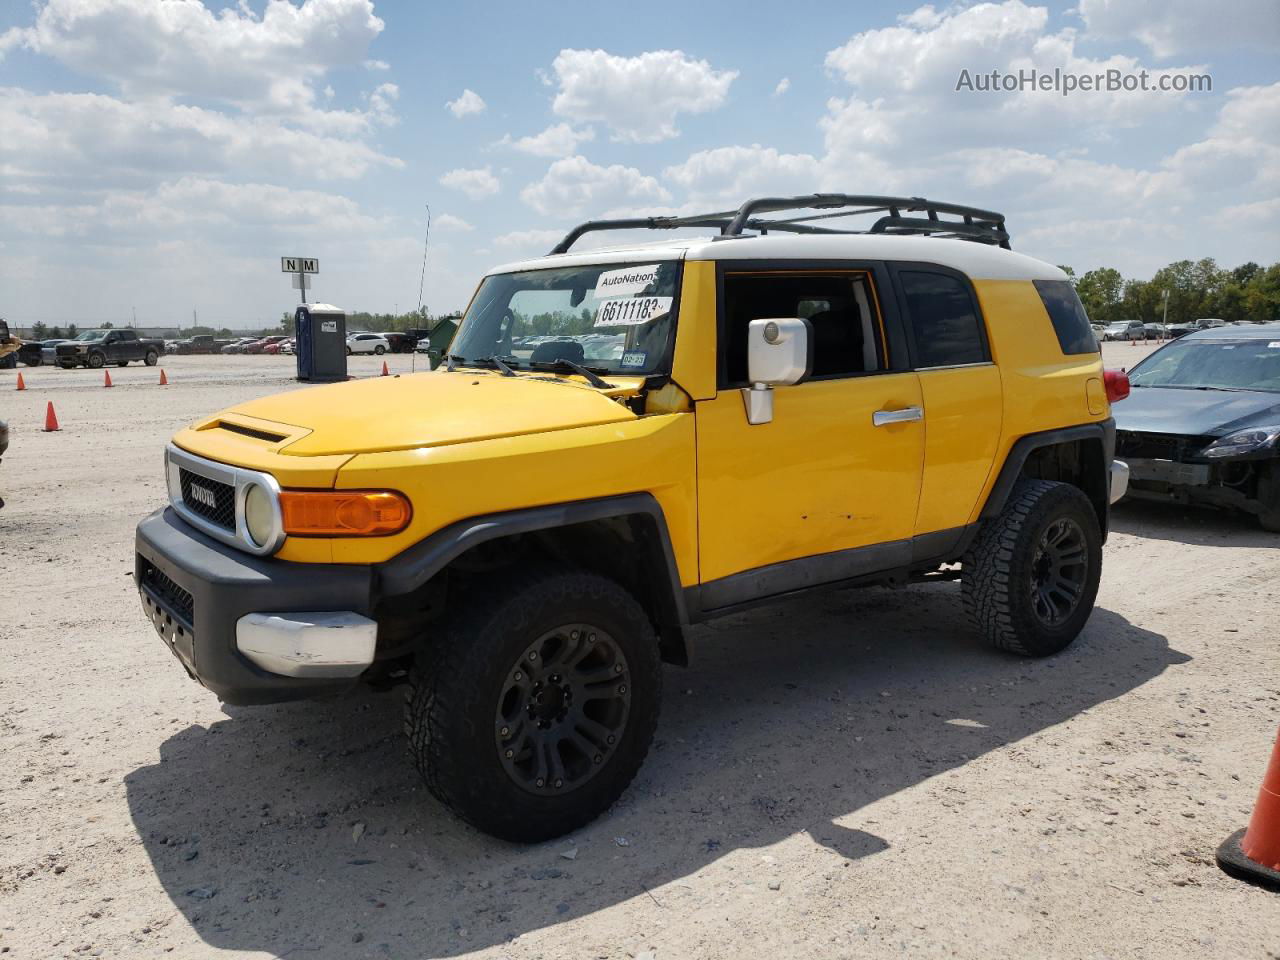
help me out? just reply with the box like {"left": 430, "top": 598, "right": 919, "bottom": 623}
{"left": 1104, "top": 368, "right": 1130, "bottom": 403}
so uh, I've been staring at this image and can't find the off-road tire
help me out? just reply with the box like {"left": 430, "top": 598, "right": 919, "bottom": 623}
{"left": 87, "top": 352, "right": 105, "bottom": 369}
{"left": 144, "top": 350, "right": 158, "bottom": 366}
{"left": 962, "top": 479, "right": 1102, "bottom": 657}
{"left": 404, "top": 568, "right": 661, "bottom": 842}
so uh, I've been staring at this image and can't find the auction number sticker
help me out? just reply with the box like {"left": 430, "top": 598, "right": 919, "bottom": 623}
{"left": 595, "top": 296, "right": 672, "bottom": 327}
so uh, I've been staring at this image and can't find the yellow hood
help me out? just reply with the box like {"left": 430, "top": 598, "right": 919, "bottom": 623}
{"left": 208, "top": 370, "right": 638, "bottom": 457}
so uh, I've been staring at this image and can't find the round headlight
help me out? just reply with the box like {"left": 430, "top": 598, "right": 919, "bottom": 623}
{"left": 244, "top": 483, "right": 276, "bottom": 547}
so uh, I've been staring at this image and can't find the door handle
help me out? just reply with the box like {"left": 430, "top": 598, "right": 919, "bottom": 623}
{"left": 872, "top": 406, "right": 923, "bottom": 427}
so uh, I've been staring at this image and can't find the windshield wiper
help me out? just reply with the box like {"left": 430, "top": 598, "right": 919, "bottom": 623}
{"left": 454, "top": 354, "right": 518, "bottom": 376}
{"left": 529, "top": 357, "right": 615, "bottom": 389}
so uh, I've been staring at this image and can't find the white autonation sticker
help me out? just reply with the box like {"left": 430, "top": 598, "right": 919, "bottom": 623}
{"left": 594, "top": 296, "right": 672, "bottom": 327}
{"left": 1269, "top": 341, "right": 1280, "bottom": 349}
{"left": 595, "top": 264, "right": 661, "bottom": 298}
{"left": 620, "top": 351, "right": 648, "bottom": 368}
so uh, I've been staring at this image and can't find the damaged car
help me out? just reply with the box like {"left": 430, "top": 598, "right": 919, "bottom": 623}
{"left": 1116, "top": 324, "right": 1280, "bottom": 531}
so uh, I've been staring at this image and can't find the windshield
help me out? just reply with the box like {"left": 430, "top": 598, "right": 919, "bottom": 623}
{"left": 1129, "top": 338, "right": 1280, "bottom": 393}
{"left": 75, "top": 330, "right": 108, "bottom": 340}
{"left": 449, "top": 261, "right": 681, "bottom": 375}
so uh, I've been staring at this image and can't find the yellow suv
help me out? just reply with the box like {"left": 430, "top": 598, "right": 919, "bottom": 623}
{"left": 135, "top": 194, "right": 1129, "bottom": 841}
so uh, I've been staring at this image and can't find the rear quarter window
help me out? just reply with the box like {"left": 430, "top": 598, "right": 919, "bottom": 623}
{"left": 1034, "top": 279, "right": 1098, "bottom": 355}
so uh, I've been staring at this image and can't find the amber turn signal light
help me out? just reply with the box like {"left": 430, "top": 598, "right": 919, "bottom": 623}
{"left": 279, "top": 490, "right": 411, "bottom": 536}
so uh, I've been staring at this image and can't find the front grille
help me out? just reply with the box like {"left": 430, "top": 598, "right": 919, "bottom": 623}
{"left": 1116, "top": 430, "right": 1214, "bottom": 462}
{"left": 179, "top": 467, "right": 235, "bottom": 530}
{"left": 141, "top": 561, "right": 194, "bottom": 627}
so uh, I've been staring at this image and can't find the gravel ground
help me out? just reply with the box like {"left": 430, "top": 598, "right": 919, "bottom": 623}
{"left": 1, "top": 345, "right": 1277, "bottom": 960}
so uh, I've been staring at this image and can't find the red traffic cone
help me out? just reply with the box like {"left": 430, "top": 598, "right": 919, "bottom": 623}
{"left": 381, "top": 360, "right": 390, "bottom": 376}
{"left": 43, "top": 401, "right": 60, "bottom": 432}
{"left": 1218, "top": 727, "right": 1280, "bottom": 891}
{"left": 103, "top": 369, "right": 113, "bottom": 387}
{"left": 159, "top": 368, "right": 168, "bottom": 385}
{"left": 16, "top": 372, "right": 25, "bottom": 391}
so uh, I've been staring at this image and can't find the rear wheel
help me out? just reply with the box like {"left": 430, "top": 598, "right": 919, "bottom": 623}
{"left": 963, "top": 479, "right": 1102, "bottom": 657}
{"left": 374, "top": 345, "right": 386, "bottom": 355}
{"left": 405, "top": 568, "right": 661, "bottom": 842}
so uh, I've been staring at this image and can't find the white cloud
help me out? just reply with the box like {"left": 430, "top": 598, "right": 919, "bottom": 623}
{"left": 550, "top": 49, "right": 737, "bottom": 143}
{"left": 439, "top": 166, "right": 501, "bottom": 199}
{"left": 493, "top": 229, "right": 566, "bottom": 250}
{"left": 363, "top": 58, "right": 390, "bottom": 71}
{"left": 0, "top": 0, "right": 386, "bottom": 120}
{"left": 446, "top": 88, "right": 487, "bottom": 118}
{"left": 499, "top": 123, "right": 595, "bottom": 158}
{"left": 773, "top": 77, "right": 790, "bottom": 97}
{"left": 520, "top": 156, "right": 671, "bottom": 217}
{"left": 664, "top": 145, "right": 820, "bottom": 207}
{"left": 0, "top": 88, "right": 402, "bottom": 186}
{"left": 433, "top": 213, "right": 474, "bottom": 232}
{"left": 1078, "top": 0, "right": 1280, "bottom": 57}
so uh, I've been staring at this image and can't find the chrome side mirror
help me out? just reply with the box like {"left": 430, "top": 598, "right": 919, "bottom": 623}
{"left": 742, "top": 317, "right": 812, "bottom": 425}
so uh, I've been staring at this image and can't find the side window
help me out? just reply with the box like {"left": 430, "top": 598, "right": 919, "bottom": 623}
{"left": 899, "top": 270, "right": 986, "bottom": 368}
{"left": 722, "top": 272, "right": 886, "bottom": 385}
{"left": 1034, "top": 279, "right": 1098, "bottom": 355}
{"left": 119, "top": 330, "right": 136, "bottom": 341}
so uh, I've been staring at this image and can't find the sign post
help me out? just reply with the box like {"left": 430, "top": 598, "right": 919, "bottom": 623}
{"left": 281, "top": 257, "right": 319, "bottom": 304}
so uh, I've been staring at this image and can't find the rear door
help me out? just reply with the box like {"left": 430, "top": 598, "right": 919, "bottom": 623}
{"left": 889, "top": 264, "right": 1002, "bottom": 542}
{"left": 695, "top": 262, "right": 924, "bottom": 603}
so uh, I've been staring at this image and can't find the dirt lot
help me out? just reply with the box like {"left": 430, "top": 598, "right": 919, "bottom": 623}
{"left": 1, "top": 345, "right": 1278, "bottom": 960}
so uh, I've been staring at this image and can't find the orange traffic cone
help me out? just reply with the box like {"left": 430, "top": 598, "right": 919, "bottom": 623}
{"left": 1218, "top": 727, "right": 1280, "bottom": 891}
{"left": 103, "top": 369, "right": 113, "bottom": 388}
{"left": 159, "top": 369, "right": 168, "bottom": 385}
{"left": 43, "top": 402, "right": 60, "bottom": 432}
{"left": 381, "top": 360, "right": 389, "bottom": 376}
{"left": 15, "top": 372, "right": 25, "bottom": 391}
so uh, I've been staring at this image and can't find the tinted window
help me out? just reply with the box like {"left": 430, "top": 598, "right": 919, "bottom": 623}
{"left": 899, "top": 271, "right": 986, "bottom": 367}
{"left": 722, "top": 272, "right": 885, "bottom": 384}
{"left": 1034, "top": 279, "right": 1098, "bottom": 355}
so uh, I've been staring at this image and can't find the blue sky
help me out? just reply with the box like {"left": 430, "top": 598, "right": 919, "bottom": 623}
{"left": 1, "top": 0, "right": 1277, "bottom": 328}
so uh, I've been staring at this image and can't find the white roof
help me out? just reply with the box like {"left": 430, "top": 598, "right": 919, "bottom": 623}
{"left": 488, "top": 233, "right": 1064, "bottom": 282}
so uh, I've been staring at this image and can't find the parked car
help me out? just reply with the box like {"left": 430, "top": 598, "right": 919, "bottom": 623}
{"left": 263, "top": 338, "right": 288, "bottom": 355}
{"left": 378, "top": 332, "right": 418, "bottom": 353}
{"left": 1115, "top": 323, "right": 1280, "bottom": 530}
{"left": 244, "top": 336, "right": 286, "bottom": 355}
{"left": 279, "top": 338, "right": 295, "bottom": 355}
{"left": 1166, "top": 317, "right": 1225, "bottom": 338}
{"left": 346, "top": 332, "right": 389, "bottom": 355}
{"left": 221, "top": 338, "right": 258, "bottom": 354}
{"left": 135, "top": 191, "right": 1130, "bottom": 842}
{"left": 17, "top": 339, "right": 45, "bottom": 366}
{"left": 1101, "top": 320, "right": 1148, "bottom": 341}
{"left": 0, "top": 319, "right": 18, "bottom": 369}
{"left": 176, "top": 335, "right": 220, "bottom": 355}
{"left": 56, "top": 329, "right": 163, "bottom": 368}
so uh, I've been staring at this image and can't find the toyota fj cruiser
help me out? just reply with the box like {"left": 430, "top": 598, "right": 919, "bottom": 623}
{"left": 135, "top": 194, "right": 1130, "bottom": 841}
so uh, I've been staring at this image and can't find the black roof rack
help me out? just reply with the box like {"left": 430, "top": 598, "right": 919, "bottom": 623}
{"left": 549, "top": 193, "right": 1010, "bottom": 255}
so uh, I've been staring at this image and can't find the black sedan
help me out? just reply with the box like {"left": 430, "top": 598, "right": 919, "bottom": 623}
{"left": 1115, "top": 324, "right": 1280, "bottom": 531}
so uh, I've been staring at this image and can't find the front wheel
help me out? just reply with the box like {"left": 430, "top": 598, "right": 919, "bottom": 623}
{"left": 962, "top": 479, "right": 1102, "bottom": 657}
{"left": 345, "top": 346, "right": 352, "bottom": 356}
{"left": 404, "top": 569, "right": 661, "bottom": 842}
{"left": 144, "top": 350, "right": 158, "bottom": 366}
{"left": 87, "top": 352, "right": 105, "bottom": 369}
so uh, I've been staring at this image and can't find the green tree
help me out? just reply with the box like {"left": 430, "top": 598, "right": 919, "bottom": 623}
{"left": 1075, "top": 268, "right": 1124, "bottom": 325}
{"left": 67, "top": 323, "right": 78, "bottom": 338}
{"left": 31, "top": 321, "right": 48, "bottom": 339}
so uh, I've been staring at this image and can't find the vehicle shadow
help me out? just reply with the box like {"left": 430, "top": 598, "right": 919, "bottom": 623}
{"left": 125, "top": 582, "right": 1184, "bottom": 958}
{"left": 1112, "top": 498, "right": 1273, "bottom": 546}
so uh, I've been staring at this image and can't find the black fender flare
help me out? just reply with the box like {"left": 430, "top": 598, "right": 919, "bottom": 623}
{"left": 979, "top": 419, "right": 1115, "bottom": 536}
{"left": 374, "top": 493, "right": 691, "bottom": 665}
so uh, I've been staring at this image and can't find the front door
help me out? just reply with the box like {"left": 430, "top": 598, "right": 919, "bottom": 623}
{"left": 695, "top": 264, "right": 924, "bottom": 607}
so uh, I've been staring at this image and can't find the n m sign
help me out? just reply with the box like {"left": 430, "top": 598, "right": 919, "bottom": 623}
{"left": 281, "top": 257, "right": 319, "bottom": 274}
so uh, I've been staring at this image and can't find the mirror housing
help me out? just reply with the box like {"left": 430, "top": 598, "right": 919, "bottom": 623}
{"left": 742, "top": 317, "right": 812, "bottom": 425}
